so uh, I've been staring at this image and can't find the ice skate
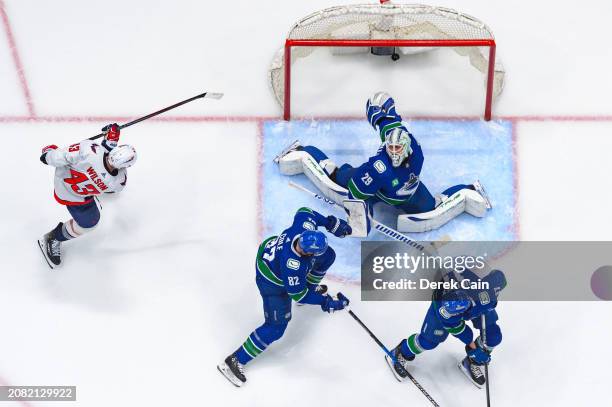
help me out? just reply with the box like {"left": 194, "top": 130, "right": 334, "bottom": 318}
{"left": 458, "top": 356, "right": 486, "bottom": 389}
{"left": 37, "top": 227, "right": 62, "bottom": 269}
{"left": 385, "top": 343, "right": 414, "bottom": 382}
{"left": 218, "top": 353, "right": 246, "bottom": 387}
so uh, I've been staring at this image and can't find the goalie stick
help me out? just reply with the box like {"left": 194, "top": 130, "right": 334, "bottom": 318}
{"left": 287, "top": 181, "right": 429, "bottom": 252}
{"left": 347, "top": 309, "right": 441, "bottom": 407}
{"left": 88, "top": 91, "right": 224, "bottom": 140}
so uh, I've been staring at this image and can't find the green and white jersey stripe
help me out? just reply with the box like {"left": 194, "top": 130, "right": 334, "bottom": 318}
{"left": 348, "top": 178, "right": 373, "bottom": 200}
{"left": 306, "top": 272, "right": 323, "bottom": 285}
{"left": 375, "top": 191, "right": 408, "bottom": 206}
{"left": 242, "top": 337, "right": 264, "bottom": 358}
{"left": 446, "top": 321, "right": 466, "bottom": 335}
{"left": 407, "top": 333, "right": 424, "bottom": 355}
{"left": 256, "top": 236, "right": 284, "bottom": 286}
{"left": 297, "top": 207, "right": 314, "bottom": 215}
{"left": 288, "top": 287, "right": 309, "bottom": 302}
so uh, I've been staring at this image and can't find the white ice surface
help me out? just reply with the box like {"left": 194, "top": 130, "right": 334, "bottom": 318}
{"left": 1, "top": 1, "right": 612, "bottom": 406}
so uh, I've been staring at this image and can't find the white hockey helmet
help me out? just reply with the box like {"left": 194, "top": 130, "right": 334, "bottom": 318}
{"left": 385, "top": 128, "right": 412, "bottom": 167}
{"left": 108, "top": 144, "right": 137, "bottom": 169}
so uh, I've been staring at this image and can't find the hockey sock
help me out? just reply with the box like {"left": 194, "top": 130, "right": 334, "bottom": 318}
{"left": 235, "top": 322, "right": 288, "bottom": 365}
{"left": 401, "top": 334, "right": 427, "bottom": 358}
{"left": 235, "top": 331, "right": 269, "bottom": 365}
{"left": 52, "top": 222, "right": 73, "bottom": 242}
{"left": 52, "top": 218, "right": 98, "bottom": 242}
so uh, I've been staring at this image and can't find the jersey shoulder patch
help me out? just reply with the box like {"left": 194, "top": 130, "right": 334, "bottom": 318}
{"left": 302, "top": 221, "right": 315, "bottom": 231}
{"left": 373, "top": 159, "right": 387, "bottom": 174}
{"left": 439, "top": 306, "right": 452, "bottom": 319}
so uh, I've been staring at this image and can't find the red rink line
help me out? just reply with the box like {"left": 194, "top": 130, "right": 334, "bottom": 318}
{"left": 510, "top": 118, "right": 521, "bottom": 240}
{"left": 2, "top": 114, "right": 612, "bottom": 123}
{"left": 255, "top": 119, "right": 265, "bottom": 242}
{"left": 0, "top": 1, "right": 35, "bottom": 117}
{"left": 0, "top": 376, "right": 34, "bottom": 407}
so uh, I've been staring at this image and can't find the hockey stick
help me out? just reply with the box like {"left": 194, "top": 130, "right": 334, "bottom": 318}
{"left": 287, "top": 181, "right": 428, "bottom": 252}
{"left": 481, "top": 314, "right": 491, "bottom": 407}
{"left": 347, "top": 309, "right": 441, "bottom": 407}
{"left": 88, "top": 92, "right": 224, "bottom": 140}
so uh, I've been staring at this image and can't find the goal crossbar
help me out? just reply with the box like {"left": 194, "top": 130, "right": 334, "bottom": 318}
{"left": 284, "top": 38, "right": 497, "bottom": 121}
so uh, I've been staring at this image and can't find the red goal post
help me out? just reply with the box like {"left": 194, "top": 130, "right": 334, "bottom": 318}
{"left": 269, "top": 3, "right": 504, "bottom": 121}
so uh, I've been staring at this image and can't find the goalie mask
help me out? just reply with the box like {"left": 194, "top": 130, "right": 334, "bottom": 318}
{"left": 108, "top": 144, "right": 137, "bottom": 169}
{"left": 385, "top": 128, "right": 412, "bottom": 167}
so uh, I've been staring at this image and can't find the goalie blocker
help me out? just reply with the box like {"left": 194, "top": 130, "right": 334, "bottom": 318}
{"left": 275, "top": 141, "right": 491, "bottom": 234}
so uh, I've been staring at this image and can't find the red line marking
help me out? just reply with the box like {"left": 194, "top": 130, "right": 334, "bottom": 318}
{"left": 502, "top": 114, "right": 612, "bottom": 122}
{"left": 510, "top": 118, "right": 521, "bottom": 240}
{"left": 0, "top": 1, "right": 35, "bottom": 117}
{"left": 0, "top": 376, "right": 34, "bottom": 407}
{"left": 2, "top": 114, "right": 612, "bottom": 123}
{"left": 256, "top": 119, "right": 264, "bottom": 241}
{"left": 0, "top": 115, "right": 277, "bottom": 123}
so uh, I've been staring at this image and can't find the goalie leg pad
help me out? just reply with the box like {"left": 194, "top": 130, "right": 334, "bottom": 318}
{"left": 463, "top": 189, "right": 488, "bottom": 218}
{"left": 278, "top": 150, "right": 307, "bottom": 175}
{"left": 301, "top": 153, "right": 349, "bottom": 204}
{"left": 397, "top": 190, "right": 467, "bottom": 233}
{"left": 397, "top": 186, "right": 491, "bottom": 232}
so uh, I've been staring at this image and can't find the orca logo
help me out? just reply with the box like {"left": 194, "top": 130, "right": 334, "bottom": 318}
{"left": 287, "top": 259, "right": 300, "bottom": 270}
{"left": 439, "top": 307, "right": 452, "bottom": 319}
{"left": 396, "top": 173, "right": 419, "bottom": 196}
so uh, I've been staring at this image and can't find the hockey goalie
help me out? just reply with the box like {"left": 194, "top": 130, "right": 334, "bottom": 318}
{"left": 274, "top": 92, "right": 492, "bottom": 234}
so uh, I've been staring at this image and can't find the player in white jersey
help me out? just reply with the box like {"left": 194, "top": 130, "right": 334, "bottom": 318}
{"left": 37, "top": 124, "right": 137, "bottom": 269}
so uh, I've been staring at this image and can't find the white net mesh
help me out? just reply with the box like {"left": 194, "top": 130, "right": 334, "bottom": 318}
{"left": 269, "top": 3, "right": 504, "bottom": 111}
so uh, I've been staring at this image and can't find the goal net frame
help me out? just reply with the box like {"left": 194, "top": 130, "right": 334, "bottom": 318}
{"left": 271, "top": 3, "right": 502, "bottom": 121}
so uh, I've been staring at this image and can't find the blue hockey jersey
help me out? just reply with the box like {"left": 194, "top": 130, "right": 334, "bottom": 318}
{"left": 255, "top": 208, "right": 335, "bottom": 305}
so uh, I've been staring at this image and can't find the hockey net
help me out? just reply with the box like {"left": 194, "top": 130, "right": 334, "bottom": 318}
{"left": 269, "top": 3, "right": 505, "bottom": 120}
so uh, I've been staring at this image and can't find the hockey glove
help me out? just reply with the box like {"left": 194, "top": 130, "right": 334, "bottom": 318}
{"left": 101, "top": 123, "right": 120, "bottom": 150}
{"left": 466, "top": 342, "right": 491, "bottom": 365}
{"left": 40, "top": 144, "right": 58, "bottom": 164}
{"left": 366, "top": 92, "right": 397, "bottom": 128}
{"left": 325, "top": 216, "right": 352, "bottom": 238}
{"left": 321, "top": 292, "right": 349, "bottom": 313}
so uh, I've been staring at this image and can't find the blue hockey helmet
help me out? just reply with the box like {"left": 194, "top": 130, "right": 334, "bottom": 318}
{"left": 441, "top": 289, "right": 472, "bottom": 314}
{"left": 297, "top": 230, "right": 328, "bottom": 256}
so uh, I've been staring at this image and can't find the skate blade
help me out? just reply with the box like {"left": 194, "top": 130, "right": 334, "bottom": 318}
{"left": 457, "top": 360, "right": 484, "bottom": 389}
{"left": 217, "top": 363, "right": 244, "bottom": 388}
{"left": 473, "top": 180, "right": 492, "bottom": 209}
{"left": 385, "top": 355, "right": 406, "bottom": 383}
{"left": 273, "top": 139, "right": 300, "bottom": 163}
{"left": 37, "top": 239, "right": 57, "bottom": 270}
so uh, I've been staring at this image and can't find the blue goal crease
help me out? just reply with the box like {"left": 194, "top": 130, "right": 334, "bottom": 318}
{"left": 260, "top": 119, "right": 516, "bottom": 282}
